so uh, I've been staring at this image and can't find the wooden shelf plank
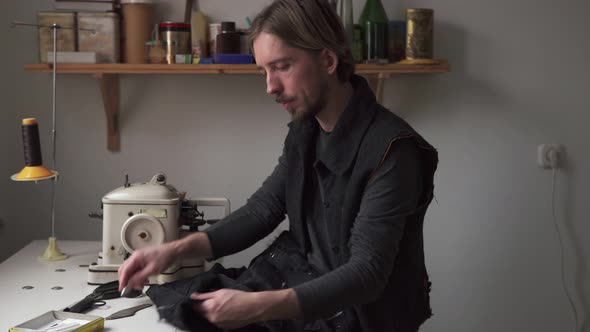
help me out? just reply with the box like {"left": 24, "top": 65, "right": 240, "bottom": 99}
{"left": 23, "top": 61, "right": 450, "bottom": 152}
{"left": 24, "top": 61, "right": 450, "bottom": 75}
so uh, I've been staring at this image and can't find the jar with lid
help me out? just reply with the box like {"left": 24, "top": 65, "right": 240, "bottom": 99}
{"left": 159, "top": 22, "right": 191, "bottom": 64}
{"left": 215, "top": 21, "right": 241, "bottom": 54}
{"left": 146, "top": 23, "right": 166, "bottom": 63}
{"left": 146, "top": 40, "right": 166, "bottom": 63}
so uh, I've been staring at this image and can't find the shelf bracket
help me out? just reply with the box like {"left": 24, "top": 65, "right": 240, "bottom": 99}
{"left": 95, "top": 73, "right": 120, "bottom": 152}
{"left": 367, "top": 72, "right": 391, "bottom": 104}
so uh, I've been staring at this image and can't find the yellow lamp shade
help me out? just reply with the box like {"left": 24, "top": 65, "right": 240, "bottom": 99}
{"left": 12, "top": 165, "right": 57, "bottom": 181}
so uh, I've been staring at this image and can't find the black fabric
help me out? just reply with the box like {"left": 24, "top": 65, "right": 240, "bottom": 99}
{"left": 305, "top": 129, "right": 336, "bottom": 275}
{"left": 146, "top": 231, "right": 360, "bottom": 332}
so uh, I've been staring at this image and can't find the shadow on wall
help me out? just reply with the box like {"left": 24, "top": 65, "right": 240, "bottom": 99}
{"left": 397, "top": 21, "right": 513, "bottom": 119}
{"left": 560, "top": 154, "right": 588, "bottom": 331}
{"left": 120, "top": 76, "right": 151, "bottom": 129}
{"left": 118, "top": 75, "right": 268, "bottom": 133}
{"left": 397, "top": 20, "right": 589, "bottom": 331}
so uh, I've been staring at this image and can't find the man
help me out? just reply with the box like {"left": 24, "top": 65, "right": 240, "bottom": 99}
{"left": 118, "top": 0, "right": 438, "bottom": 331}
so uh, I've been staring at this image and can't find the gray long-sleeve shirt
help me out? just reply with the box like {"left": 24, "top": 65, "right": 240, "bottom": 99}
{"left": 205, "top": 136, "right": 422, "bottom": 318}
{"left": 295, "top": 135, "right": 422, "bottom": 317}
{"left": 204, "top": 75, "right": 436, "bottom": 331}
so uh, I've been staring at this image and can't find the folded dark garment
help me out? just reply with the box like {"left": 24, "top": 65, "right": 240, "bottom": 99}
{"left": 146, "top": 232, "right": 306, "bottom": 331}
{"left": 147, "top": 264, "right": 246, "bottom": 331}
{"left": 146, "top": 231, "right": 356, "bottom": 332}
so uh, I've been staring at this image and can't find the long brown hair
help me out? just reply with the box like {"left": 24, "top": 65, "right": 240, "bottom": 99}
{"left": 248, "top": 0, "right": 355, "bottom": 83}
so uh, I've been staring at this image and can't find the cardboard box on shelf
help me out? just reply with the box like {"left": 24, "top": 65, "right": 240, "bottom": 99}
{"left": 37, "top": 12, "right": 77, "bottom": 63}
{"left": 78, "top": 12, "right": 121, "bottom": 63}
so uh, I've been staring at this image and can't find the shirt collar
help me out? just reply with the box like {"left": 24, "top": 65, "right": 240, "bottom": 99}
{"left": 289, "top": 75, "right": 378, "bottom": 175}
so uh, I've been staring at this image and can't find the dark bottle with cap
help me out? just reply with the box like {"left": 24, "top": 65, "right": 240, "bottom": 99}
{"left": 216, "top": 21, "right": 241, "bottom": 54}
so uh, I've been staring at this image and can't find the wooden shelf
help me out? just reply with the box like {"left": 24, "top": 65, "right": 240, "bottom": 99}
{"left": 24, "top": 62, "right": 450, "bottom": 75}
{"left": 24, "top": 62, "right": 450, "bottom": 152}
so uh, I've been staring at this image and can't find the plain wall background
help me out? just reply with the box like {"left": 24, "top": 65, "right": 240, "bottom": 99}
{"left": 1, "top": 0, "right": 588, "bottom": 331}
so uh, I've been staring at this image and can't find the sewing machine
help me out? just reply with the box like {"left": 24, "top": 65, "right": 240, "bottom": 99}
{"left": 87, "top": 173, "right": 230, "bottom": 285}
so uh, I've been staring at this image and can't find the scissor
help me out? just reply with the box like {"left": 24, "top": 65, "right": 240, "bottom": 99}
{"left": 63, "top": 280, "right": 121, "bottom": 313}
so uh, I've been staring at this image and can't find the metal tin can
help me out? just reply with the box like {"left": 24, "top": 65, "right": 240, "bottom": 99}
{"left": 405, "top": 8, "right": 434, "bottom": 60}
{"left": 159, "top": 22, "right": 191, "bottom": 64}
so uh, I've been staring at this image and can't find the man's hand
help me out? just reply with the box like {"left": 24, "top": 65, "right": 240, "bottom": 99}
{"left": 191, "top": 288, "right": 302, "bottom": 330}
{"left": 118, "top": 232, "right": 213, "bottom": 291}
{"left": 118, "top": 242, "right": 176, "bottom": 291}
{"left": 191, "top": 289, "right": 263, "bottom": 329}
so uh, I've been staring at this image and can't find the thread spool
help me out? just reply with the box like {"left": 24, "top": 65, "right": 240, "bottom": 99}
{"left": 11, "top": 118, "right": 56, "bottom": 181}
{"left": 22, "top": 118, "right": 44, "bottom": 167}
{"left": 159, "top": 22, "right": 191, "bottom": 64}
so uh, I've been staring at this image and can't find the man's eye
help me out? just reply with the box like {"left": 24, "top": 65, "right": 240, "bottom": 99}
{"left": 276, "top": 64, "right": 290, "bottom": 71}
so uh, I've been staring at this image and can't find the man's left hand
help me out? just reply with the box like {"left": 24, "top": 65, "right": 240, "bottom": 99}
{"left": 191, "top": 289, "right": 263, "bottom": 330}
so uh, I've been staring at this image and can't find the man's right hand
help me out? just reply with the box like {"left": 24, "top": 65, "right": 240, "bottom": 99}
{"left": 117, "top": 242, "right": 176, "bottom": 292}
{"left": 118, "top": 232, "right": 214, "bottom": 292}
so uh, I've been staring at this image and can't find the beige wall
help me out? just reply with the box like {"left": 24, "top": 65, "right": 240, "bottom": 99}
{"left": 1, "top": 0, "right": 589, "bottom": 331}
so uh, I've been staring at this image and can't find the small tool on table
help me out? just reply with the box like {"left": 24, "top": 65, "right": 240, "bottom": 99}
{"left": 63, "top": 280, "right": 121, "bottom": 313}
{"left": 105, "top": 303, "right": 153, "bottom": 320}
{"left": 121, "top": 286, "right": 143, "bottom": 298}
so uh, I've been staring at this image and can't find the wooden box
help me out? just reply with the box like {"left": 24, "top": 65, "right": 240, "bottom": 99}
{"left": 78, "top": 12, "right": 121, "bottom": 63}
{"left": 37, "top": 12, "right": 77, "bottom": 63}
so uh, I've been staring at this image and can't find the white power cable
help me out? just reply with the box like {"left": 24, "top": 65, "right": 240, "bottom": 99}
{"left": 550, "top": 167, "right": 579, "bottom": 332}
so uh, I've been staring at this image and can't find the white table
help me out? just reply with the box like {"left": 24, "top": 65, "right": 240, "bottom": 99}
{"left": 0, "top": 240, "right": 177, "bottom": 331}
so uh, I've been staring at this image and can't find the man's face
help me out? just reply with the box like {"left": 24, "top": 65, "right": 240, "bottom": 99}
{"left": 253, "top": 32, "right": 329, "bottom": 122}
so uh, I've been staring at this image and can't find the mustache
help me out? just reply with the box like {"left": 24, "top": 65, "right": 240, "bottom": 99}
{"left": 275, "top": 96, "right": 296, "bottom": 104}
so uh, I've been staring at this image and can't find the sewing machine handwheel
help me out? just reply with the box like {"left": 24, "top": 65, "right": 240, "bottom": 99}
{"left": 121, "top": 213, "right": 165, "bottom": 253}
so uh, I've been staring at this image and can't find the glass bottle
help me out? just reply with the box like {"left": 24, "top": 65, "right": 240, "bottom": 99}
{"left": 352, "top": 24, "right": 363, "bottom": 63}
{"left": 337, "top": 0, "right": 354, "bottom": 47}
{"left": 216, "top": 21, "right": 241, "bottom": 54}
{"left": 359, "top": 0, "right": 389, "bottom": 62}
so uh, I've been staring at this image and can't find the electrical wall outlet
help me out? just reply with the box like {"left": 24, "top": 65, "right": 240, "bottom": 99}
{"left": 537, "top": 144, "right": 562, "bottom": 169}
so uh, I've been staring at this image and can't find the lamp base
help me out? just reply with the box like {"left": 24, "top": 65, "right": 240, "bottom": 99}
{"left": 38, "top": 237, "right": 68, "bottom": 261}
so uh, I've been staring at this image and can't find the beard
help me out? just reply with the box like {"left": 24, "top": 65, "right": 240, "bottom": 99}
{"left": 281, "top": 80, "right": 329, "bottom": 124}
{"left": 290, "top": 102, "right": 317, "bottom": 123}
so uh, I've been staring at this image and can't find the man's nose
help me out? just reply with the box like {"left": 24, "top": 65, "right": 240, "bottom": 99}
{"left": 266, "top": 73, "right": 282, "bottom": 95}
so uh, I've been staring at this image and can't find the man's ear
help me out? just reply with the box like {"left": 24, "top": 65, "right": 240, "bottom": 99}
{"left": 320, "top": 49, "right": 339, "bottom": 76}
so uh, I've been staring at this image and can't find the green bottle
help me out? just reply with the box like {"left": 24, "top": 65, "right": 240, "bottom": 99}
{"left": 359, "top": 0, "right": 389, "bottom": 62}
{"left": 352, "top": 24, "right": 363, "bottom": 63}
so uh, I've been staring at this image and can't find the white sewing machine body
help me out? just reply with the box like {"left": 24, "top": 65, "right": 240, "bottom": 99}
{"left": 87, "top": 173, "right": 230, "bottom": 285}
